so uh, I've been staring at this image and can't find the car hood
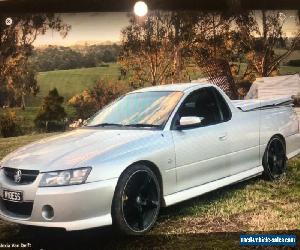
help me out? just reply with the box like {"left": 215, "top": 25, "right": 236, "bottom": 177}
{"left": 1, "top": 128, "right": 162, "bottom": 172}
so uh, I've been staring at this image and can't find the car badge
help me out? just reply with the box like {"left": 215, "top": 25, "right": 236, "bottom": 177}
{"left": 14, "top": 169, "right": 22, "bottom": 183}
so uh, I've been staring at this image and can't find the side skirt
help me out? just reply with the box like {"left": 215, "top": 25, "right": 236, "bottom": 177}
{"left": 164, "top": 166, "right": 263, "bottom": 207}
{"left": 287, "top": 148, "right": 300, "bottom": 160}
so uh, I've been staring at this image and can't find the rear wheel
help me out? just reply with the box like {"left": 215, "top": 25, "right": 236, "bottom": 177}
{"left": 263, "top": 136, "right": 287, "bottom": 180}
{"left": 112, "top": 164, "right": 161, "bottom": 235}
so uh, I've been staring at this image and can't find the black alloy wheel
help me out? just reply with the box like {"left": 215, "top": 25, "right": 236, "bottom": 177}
{"left": 263, "top": 136, "right": 287, "bottom": 180}
{"left": 112, "top": 164, "right": 161, "bottom": 235}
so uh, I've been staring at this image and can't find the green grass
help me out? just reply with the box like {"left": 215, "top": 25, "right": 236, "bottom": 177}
{"left": 22, "top": 62, "right": 300, "bottom": 108}
{"left": 1, "top": 64, "right": 122, "bottom": 135}
{"left": 279, "top": 65, "right": 300, "bottom": 75}
{"left": 28, "top": 64, "right": 122, "bottom": 106}
{"left": 233, "top": 62, "right": 300, "bottom": 76}
{"left": 153, "top": 158, "right": 300, "bottom": 234}
{"left": 0, "top": 132, "right": 299, "bottom": 248}
{"left": 0, "top": 133, "right": 60, "bottom": 159}
{"left": 28, "top": 62, "right": 300, "bottom": 108}
{"left": 0, "top": 106, "right": 76, "bottom": 134}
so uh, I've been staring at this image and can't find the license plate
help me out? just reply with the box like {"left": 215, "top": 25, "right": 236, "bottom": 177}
{"left": 2, "top": 189, "right": 23, "bottom": 202}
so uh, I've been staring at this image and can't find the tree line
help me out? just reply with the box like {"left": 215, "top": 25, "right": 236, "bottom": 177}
{"left": 31, "top": 44, "right": 121, "bottom": 72}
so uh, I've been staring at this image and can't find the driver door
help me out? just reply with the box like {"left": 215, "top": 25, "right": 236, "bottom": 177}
{"left": 171, "top": 87, "right": 230, "bottom": 192}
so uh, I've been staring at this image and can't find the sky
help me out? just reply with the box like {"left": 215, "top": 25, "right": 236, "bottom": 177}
{"left": 34, "top": 12, "right": 130, "bottom": 46}
{"left": 32, "top": 10, "right": 299, "bottom": 47}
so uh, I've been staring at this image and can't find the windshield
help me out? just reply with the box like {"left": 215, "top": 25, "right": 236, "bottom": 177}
{"left": 86, "top": 91, "right": 183, "bottom": 128}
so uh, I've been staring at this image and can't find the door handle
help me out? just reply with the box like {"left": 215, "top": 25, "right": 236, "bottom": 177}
{"left": 219, "top": 133, "right": 228, "bottom": 141}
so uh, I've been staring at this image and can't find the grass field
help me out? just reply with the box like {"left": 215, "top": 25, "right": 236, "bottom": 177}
{"left": 28, "top": 62, "right": 300, "bottom": 108}
{"left": 234, "top": 62, "right": 300, "bottom": 76}
{"left": 279, "top": 65, "right": 300, "bottom": 75}
{"left": 29, "top": 61, "right": 300, "bottom": 106}
{"left": 28, "top": 63, "right": 122, "bottom": 106}
{"left": 1, "top": 64, "right": 121, "bottom": 133}
{"left": 0, "top": 133, "right": 299, "bottom": 249}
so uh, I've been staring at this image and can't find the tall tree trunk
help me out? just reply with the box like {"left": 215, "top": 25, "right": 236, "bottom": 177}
{"left": 262, "top": 10, "right": 267, "bottom": 40}
{"left": 212, "top": 15, "right": 217, "bottom": 58}
{"left": 172, "top": 16, "right": 182, "bottom": 83}
{"left": 173, "top": 46, "right": 181, "bottom": 83}
{"left": 261, "top": 10, "right": 267, "bottom": 76}
{"left": 199, "top": 58, "right": 239, "bottom": 99}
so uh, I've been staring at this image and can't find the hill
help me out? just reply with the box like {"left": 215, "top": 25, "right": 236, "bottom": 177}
{"left": 28, "top": 64, "right": 121, "bottom": 106}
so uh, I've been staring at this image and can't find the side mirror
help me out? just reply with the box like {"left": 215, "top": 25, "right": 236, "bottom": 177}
{"left": 178, "top": 116, "right": 204, "bottom": 129}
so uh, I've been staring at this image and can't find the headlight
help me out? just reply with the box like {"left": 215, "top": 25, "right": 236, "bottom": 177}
{"left": 39, "top": 167, "right": 91, "bottom": 187}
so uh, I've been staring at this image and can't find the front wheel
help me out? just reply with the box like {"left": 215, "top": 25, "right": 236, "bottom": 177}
{"left": 112, "top": 164, "right": 161, "bottom": 235}
{"left": 263, "top": 136, "right": 287, "bottom": 180}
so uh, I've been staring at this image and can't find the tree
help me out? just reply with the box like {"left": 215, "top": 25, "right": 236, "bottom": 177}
{"left": 32, "top": 44, "right": 121, "bottom": 71}
{"left": 235, "top": 10, "right": 300, "bottom": 78}
{"left": 120, "top": 11, "right": 240, "bottom": 98}
{"left": 34, "top": 88, "right": 67, "bottom": 131}
{"left": 68, "top": 80, "right": 130, "bottom": 120}
{"left": 119, "top": 11, "right": 199, "bottom": 87}
{"left": 68, "top": 90, "right": 97, "bottom": 120}
{"left": 120, "top": 10, "right": 300, "bottom": 99}
{"left": 8, "top": 59, "right": 39, "bottom": 109}
{"left": 192, "top": 12, "right": 240, "bottom": 99}
{"left": 0, "top": 14, "right": 70, "bottom": 108}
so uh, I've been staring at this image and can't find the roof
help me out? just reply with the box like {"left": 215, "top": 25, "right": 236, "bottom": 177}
{"left": 131, "top": 82, "right": 212, "bottom": 93}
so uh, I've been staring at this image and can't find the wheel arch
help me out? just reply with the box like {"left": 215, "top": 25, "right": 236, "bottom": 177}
{"left": 271, "top": 133, "right": 286, "bottom": 150}
{"left": 119, "top": 160, "right": 166, "bottom": 207}
{"left": 262, "top": 133, "right": 286, "bottom": 166}
{"left": 262, "top": 133, "right": 287, "bottom": 180}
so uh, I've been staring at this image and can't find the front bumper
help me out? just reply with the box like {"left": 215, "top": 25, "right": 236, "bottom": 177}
{"left": 0, "top": 170, "right": 118, "bottom": 231}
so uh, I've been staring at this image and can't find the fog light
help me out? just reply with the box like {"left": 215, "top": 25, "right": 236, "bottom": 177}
{"left": 42, "top": 205, "right": 54, "bottom": 220}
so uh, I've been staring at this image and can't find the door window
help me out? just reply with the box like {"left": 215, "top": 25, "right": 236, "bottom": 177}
{"left": 175, "top": 87, "right": 225, "bottom": 127}
{"left": 211, "top": 88, "right": 232, "bottom": 122}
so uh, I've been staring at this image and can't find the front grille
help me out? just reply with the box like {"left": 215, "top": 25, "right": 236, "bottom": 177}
{"left": 1, "top": 199, "right": 33, "bottom": 217}
{"left": 3, "top": 167, "right": 39, "bottom": 185}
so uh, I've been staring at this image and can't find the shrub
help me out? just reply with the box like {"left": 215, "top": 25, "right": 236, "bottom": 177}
{"left": 34, "top": 88, "right": 67, "bottom": 132}
{"left": 68, "top": 90, "right": 97, "bottom": 120}
{"left": 68, "top": 80, "right": 130, "bottom": 120}
{"left": 0, "top": 110, "right": 21, "bottom": 137}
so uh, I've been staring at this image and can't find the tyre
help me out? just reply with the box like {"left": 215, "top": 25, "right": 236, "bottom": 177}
{"left": 262, "top": 135, "right": 287, "bottom": 180}
{"left": 112, "top": 164, "right": 161, "bottom": 235}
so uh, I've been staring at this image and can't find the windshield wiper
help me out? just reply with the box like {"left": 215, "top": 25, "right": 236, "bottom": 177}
{"left": 88, "top": 123, "right": 124, "bottom": 127}
{"left": 124, "top": 123, "right": 161, "bottom": 128}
